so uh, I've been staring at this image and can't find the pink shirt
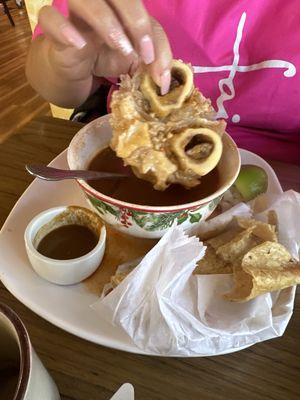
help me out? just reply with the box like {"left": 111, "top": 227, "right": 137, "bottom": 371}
{"left": 34, "top": 0, "right": 300, "bottom": 164}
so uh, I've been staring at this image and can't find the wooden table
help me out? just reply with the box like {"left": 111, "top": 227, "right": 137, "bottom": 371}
{"left": 0, "top": 116, "right": 300, "bottom": 400}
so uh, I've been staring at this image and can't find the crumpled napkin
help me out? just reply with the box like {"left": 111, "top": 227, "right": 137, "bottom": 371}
{"left": 91, "top": 190, "right": 300, "bottom": 356}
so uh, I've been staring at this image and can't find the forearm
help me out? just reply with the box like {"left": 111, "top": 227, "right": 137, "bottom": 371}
{"left": 26, "top": 37, "right": 97, "bottom": 108}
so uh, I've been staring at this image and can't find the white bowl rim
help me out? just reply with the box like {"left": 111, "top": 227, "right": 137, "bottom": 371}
{"left": 24, "top": 206, "right": 107, "bottom": 266}
{"left": 68, "top": 116, "right": 241, "bottom": 213}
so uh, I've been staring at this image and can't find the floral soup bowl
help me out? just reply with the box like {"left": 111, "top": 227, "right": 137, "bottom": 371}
{"left": 67, "top": 115, "right": 241, "bottom": 239}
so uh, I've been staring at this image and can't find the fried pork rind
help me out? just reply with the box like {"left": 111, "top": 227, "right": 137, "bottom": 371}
{"left": 195, "top": 213, "right": 300, "bottom": 302}
{"left": 110, "top": 59, "right": 226, "bottom": 190}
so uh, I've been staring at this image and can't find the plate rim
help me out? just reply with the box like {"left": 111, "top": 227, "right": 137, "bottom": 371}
{"left": 0, "top": 148, "right": 286, "bottom": 357}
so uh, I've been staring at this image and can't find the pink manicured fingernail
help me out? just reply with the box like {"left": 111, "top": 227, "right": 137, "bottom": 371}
{"left": 109, "top": 30, "right": 134, "bottom": 56}
{"left": 140, "top": 35, "right": 155, "bottom": 64}
{"left": 160, "top": 69, "right": 171, "bottom": 95}
{"left": 61, "top": 25, "right": 87, "bottom": 49}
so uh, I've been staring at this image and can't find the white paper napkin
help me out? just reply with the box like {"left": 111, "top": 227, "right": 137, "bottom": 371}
{"left": 92, "top": 191, "right": 300, "bottom": 356}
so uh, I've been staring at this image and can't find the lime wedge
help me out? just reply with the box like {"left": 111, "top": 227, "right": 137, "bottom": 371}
{"left": 234, "top": 165, "right": 268, "bottom": 201}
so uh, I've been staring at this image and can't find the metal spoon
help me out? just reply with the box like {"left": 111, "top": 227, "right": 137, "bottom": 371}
{"left": 26, "top": 165, "right": 126, "bottom": 181}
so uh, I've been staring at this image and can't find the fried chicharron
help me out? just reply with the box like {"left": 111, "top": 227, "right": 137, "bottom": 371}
{"left": 110, "top": 60, "right": 226, "bottom": 190}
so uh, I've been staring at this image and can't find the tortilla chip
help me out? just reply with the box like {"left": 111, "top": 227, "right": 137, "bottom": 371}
{"left": 267, "top": 210, "right": 278, "bottom": 232}
{"left": 194, "top": 245, "right": 232, "bottom": 275}
{"left": 196, "top": 223, "right": 232, "bottom": 242}
{"left": 236, "top": 217, "right": 277, "bottom": 242}
{"left": 110, "top": 271, "right": 130, "bottom": 288}
{"left": 252, "top": 224, "right": 277, "bottom": 242}
{"left": 242, "top": 241, "right": 292, "bottom": 269}
{"left": 235, "top": 217, "right": 256, "bottom": 230}
{"left": 223, "top": 266, "right": 253, "bottom": 301}
{"left": 245, "top": 262, "right": 300, "bottom": 297}
{"left": 207, "top": 226, "right": 242, "bottom": 250}
{"left": 225, "top": 262, "right": 300, "bottom": 302}
{"left": 110, "top": 263, "right": 138, "bottom": 288}
{"left": 252, "top": 193, "right": 269, "bottom": 213}
{"left": 216, "top": 228, "right": 261, "bottom": 263}
{"left": 224, "top": 242, "right": 298, "bottom": 302}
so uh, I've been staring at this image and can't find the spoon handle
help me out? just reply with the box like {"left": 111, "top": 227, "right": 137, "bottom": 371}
{"left": 26, "top": 165, "right": 126, "bottom": 181}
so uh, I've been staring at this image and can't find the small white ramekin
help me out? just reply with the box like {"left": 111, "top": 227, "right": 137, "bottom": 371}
{"left": 24, "top": 206, "right": 106, "bottom": 285}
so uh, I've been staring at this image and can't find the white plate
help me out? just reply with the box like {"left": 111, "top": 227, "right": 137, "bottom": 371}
{"left": 0, "top": 149, "right": 283, "bottom": 356}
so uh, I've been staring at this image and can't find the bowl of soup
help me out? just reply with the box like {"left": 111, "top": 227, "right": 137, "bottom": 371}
{"left": 67, "top": 115, "right": 240, "bottom": 238}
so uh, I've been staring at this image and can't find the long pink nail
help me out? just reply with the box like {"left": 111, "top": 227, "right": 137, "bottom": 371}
{"left": 61, "top": 25, "right": 87, "bottom": 49}
{"left": 160, "top": 69, "right": 171, "bottom": 95}
{"left": 140, "top": 35, "right": 155, "bottom": 64}
{"left": 109, "top": 30, "right": 134, "bottom": 56}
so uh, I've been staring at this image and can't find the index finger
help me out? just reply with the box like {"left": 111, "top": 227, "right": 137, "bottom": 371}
{"left": 38, "top": 5, "right": 87, "bottom": 49}
{"left": 149, "top": 19, "right": 173, "bottom": 94}
{"left": 109, "top": 0, "right": 156, "bottom": 65}
{"left": 69, "top": 0, "right": 134, "bottom": 56}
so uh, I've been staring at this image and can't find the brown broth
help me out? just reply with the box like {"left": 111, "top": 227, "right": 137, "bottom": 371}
{"left": 87, "top": 147, "right": 220, "bottom": 206}
{"left": 37, "top": 225, "right": 98, "bottom": 260}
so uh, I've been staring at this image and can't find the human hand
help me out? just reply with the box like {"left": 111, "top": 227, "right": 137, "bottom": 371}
{"left": 38, "top": 0, "right": 173, "bottom": 94}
